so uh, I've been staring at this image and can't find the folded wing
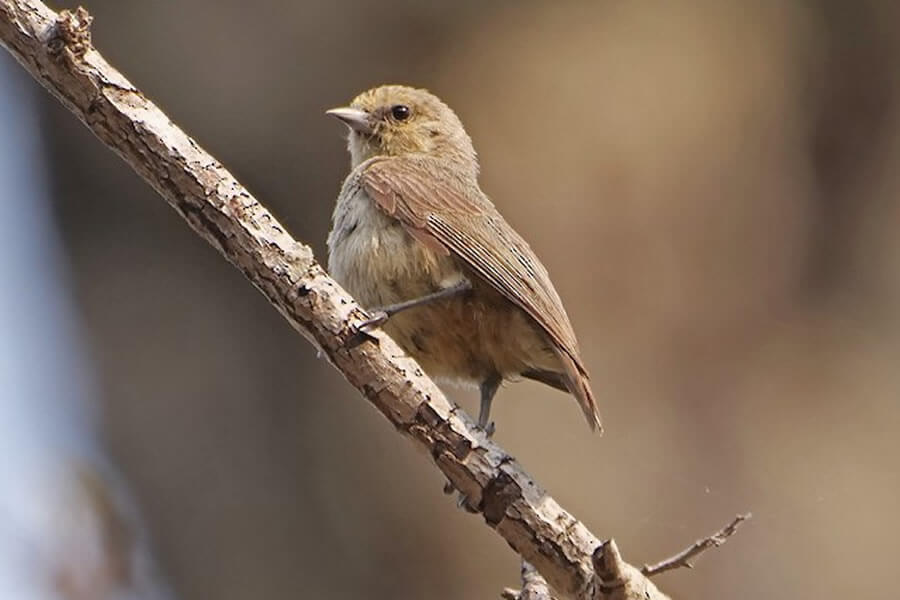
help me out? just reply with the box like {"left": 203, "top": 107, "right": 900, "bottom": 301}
{"left": 359, "top": 156, "right": 601, "bottom": 430}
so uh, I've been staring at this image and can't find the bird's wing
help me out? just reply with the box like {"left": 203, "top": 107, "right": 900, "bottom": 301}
{"left": 359, "top": 156, "right": 601, "bottom": 430}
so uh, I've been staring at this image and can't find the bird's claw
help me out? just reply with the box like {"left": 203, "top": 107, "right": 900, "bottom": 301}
{"left": 346, "top": 310, "right": 390, "bottom": 348}
{"left": 442, "top": 480, "right": 478, "bottom": 513}
{"left": 457, "top": 493, "right": 478, "bottom": 513}
{"left": 355, "top": 310, "right": 389, "bottom": 332}
{"left": 475, "top": 421, "right": 496, "bottom": 439}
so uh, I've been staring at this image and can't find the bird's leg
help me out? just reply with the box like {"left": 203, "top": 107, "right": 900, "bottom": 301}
{"left": 443, "top": 373, "right": 503, "bottom": 511}
{"left": 477, "top": 373, "right": 502, "bottom": 438}
{"left": 356, "top": 279, "right": 472, "bottom": 331}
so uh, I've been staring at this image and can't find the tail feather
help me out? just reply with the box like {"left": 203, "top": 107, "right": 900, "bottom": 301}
{"left": 521, "top": 368, "right": 569, "bottom": 393}
{"left": 558, "top": 352, "right": 602, "bottom": 433}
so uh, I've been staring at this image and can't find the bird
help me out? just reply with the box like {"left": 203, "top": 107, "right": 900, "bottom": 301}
{"left": 326, "top": 85, "right": 601, "bottom": 435}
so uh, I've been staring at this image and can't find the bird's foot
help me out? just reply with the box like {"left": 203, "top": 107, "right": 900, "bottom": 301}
{"left": 457, "top": 493, "right": 478, "bottom": 513}
{"left": 440, "top": 420, "right": 493, "bottom": 509}
{"left": 442, "top": 481, "right": 479, "bottom": 513}
{"left": 355, "top": 310, "right": 389, "bottom": 332}
{"left": 475, "top": 421, "right": 496, "bottom": 439}
{"left": 346, "top": 310, "right": 390, "bottom": 348}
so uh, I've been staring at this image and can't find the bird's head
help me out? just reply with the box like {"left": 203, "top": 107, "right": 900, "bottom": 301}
{"left": 327, "top": 85, "right": 477, "bottom": 174}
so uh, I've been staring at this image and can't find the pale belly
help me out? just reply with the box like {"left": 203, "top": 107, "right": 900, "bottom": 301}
{"left": 327, "top": 185, "right": 561, "bottom": 385}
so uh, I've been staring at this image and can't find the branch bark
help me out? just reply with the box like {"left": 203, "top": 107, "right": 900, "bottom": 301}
{"left": 501, "top": 561, "right": 557, "bottom": 600}
{"left": 0, "top": 2, "right": 744, "bottom": 598}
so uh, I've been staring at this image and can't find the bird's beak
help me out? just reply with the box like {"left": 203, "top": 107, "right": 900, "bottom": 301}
{"left": 325, "top": 107, "right": 373, "bottom": 135}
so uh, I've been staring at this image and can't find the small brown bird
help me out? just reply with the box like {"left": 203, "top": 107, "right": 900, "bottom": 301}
{"left": 326, "top": 85, "right": 601, "bottom": 433}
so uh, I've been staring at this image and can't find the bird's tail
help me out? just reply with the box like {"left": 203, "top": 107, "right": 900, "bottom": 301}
{"left": 558, "top": 352, "right": 602, "bottom": 433}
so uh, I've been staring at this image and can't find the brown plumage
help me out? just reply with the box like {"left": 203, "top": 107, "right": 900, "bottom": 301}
{"left": 326, "top": 85, "right": 601, "bottom": 432}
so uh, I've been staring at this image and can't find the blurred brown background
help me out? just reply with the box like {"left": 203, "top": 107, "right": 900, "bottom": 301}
{"left": 7, "top": 0, "right": 900, "bottom": 598}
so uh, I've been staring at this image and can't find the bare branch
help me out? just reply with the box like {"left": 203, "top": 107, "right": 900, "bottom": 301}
{"left": 0, "top": 2, "right": 746, "bottom": 598}
{"left": 592, "top": 540, "right": 671, "bottom": 600}
{"left": 641, "top": 514, "right": 752, "bottom": 578}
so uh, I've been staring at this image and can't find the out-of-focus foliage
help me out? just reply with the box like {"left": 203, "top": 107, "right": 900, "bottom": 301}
{"left": 9, "top": 1, "right": 900, "bottom": 598}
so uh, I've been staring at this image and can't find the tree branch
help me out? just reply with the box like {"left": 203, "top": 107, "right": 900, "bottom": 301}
{"left": 641, "top": 513, "right": 752, "bottom": 578}
{"left": 501, "top": 561, "right": 557, "bottom": 600}
{"left": 0, "top": 2, "right": 746, "bottom": 598}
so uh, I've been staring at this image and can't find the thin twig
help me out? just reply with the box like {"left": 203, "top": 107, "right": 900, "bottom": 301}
{"left": 641, "top": 514, "right": 752, "bottom": 577}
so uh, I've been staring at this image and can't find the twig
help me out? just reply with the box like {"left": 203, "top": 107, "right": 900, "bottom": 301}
{"left": 0, "top": 2, "right": 747, "bottom": 598}
{"left": 641, "top": 513, "right": 752, "bottom": 577}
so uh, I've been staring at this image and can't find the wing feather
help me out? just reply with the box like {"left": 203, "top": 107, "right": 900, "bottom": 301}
{"left": 359, "top": 156, "right": 601, "bottom": 430}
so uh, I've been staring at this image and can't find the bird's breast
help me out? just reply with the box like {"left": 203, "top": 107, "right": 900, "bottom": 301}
{"left": 326, "top": 176, "right": 561, "bottom": 384}
{"left": 327, "top": 181, "right": 461, "bottom": 308}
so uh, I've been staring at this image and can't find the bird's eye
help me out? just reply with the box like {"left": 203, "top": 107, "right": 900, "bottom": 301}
{"left": 391, "top": 105, "right": 411, "bottom": 121}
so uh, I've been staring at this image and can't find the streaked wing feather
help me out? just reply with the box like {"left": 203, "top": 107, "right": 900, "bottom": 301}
{"left": 360, "top": 156, "right": 587, "bottom": 374}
